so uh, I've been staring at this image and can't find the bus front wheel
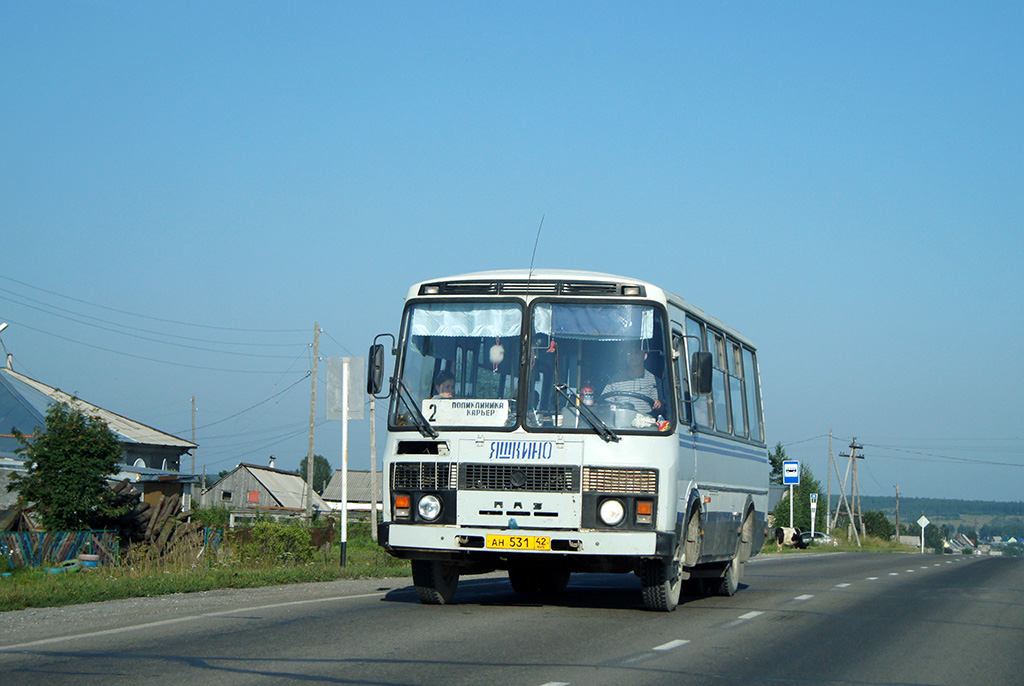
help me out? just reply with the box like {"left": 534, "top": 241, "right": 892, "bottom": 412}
{"left": 640, "top": 555, "right": 682, "bottom": 611}
{"left": 412, "top": 560, "right": 459, "bottom": 605}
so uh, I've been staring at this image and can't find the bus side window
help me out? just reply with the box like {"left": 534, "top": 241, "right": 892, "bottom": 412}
{"left": 729, "top": 342, "right": 747, "bottom": 438}
{"left": 709, "top": 331, "right": 730, "bottom": 434}
{"left": 685, "top": 317, "right": 711, "bottom": 428}
{"left": 742, "top": 348, "right": 764, "bottom": 442}
{"left": 672, "top": 333, "right": 692, "bottom": 425}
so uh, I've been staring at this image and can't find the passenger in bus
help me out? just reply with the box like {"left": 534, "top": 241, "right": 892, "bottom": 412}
{"left": 432, "top": 370, "right": 455, "bottom": 398}
{"left": 601, "top": 344, "right": 662, "bottom": 416}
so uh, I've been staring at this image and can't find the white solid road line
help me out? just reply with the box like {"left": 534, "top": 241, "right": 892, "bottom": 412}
{"left": 0, "top": 590, "right": 387, "bottom": 652}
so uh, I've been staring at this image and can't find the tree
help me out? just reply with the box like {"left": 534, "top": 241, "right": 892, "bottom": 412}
{"left": 904, "top": 520, "right": 944, "bottom": 550}
{"left": 862, "top": 510, "right": 895, "bottom": 539}
{"left": 771, "top": 463, "right": 823, "bottom": 531}
{"left": 297, "top": 454, "right": 333, "bottom": 495}
{"left": 768, "top": 442, "right": 786, "bottom": 485}
{"left": 7, "top": 401, "right": 128, "bottom": 531}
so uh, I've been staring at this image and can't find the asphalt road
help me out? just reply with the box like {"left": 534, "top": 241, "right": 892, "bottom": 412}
{"left": 1, "top": 553, "right": 1021, "bottom": 685}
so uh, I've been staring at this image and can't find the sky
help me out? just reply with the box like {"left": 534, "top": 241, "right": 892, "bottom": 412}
{"left": 2, "top": 3, "right": 1022, "bottom": 503}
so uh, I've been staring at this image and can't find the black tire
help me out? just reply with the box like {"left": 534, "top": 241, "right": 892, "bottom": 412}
{"left": 641, "top": 511, "right": 697, "bottom": 612}
{"left": 537, "top": 568, "right": 571, "bottom": 594}
{"left": 411, "top": 560, "right": 459, "bottom": 605}
{"left": 508, "top": 565, "right": 540, "bottom": 594}
{"left": 640, "top": 555, "right": 682, "bottom": 611}
{"left": 713, "top": 556, "right": 740, "bottom": 597}
{"left": 712, "top": 509, "right": 753, "bottom": 597}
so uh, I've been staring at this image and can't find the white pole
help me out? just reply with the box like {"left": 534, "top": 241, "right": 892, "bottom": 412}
{"left": 810, "top": 494, "right": 817, "bottom": 537}
{"left": 920, "top": 525, "right": 925, "bottom": 554}
{"left": 369, "top": 395, "right": 377, "bottom": 542}
{"left": 789, "top": 484, "right": 794, "bottom": 529}
{"left": 341, "top": 357, "right": 350, "bottom": 566}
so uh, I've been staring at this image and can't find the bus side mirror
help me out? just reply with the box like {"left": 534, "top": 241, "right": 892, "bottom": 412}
{"left": 367, "top": 344, "right": 386, "bottom": 395}
{"left": 691, "top": 351, "right": 713, "bottom": 396}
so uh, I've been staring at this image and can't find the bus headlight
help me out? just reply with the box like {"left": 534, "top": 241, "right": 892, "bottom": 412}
{"left": 598, "top": 498, "right": 626, "bottom": 527}
{"left": 418, "top": 494, "right": 442, "bottom": 521}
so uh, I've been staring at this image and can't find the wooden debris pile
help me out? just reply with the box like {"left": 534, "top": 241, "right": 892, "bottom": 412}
{"left": 111, "top": 479, "right": 204, "bottom": 558}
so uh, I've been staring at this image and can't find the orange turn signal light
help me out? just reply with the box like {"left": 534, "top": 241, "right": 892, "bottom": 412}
{"left": 395, "top": 495, "right": 411, "bottom": 509}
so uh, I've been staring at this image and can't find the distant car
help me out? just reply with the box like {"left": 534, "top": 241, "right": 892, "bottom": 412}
{"left": 800, "top": 531, "right": 838, "bottom": 547}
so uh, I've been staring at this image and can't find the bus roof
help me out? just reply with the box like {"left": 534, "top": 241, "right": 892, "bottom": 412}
{"left": 406, "top": 269, "right": 753, "bottom": 347}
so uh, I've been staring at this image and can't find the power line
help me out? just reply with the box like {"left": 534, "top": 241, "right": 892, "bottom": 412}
{"left": 0, "top": 298, "right": 306, "bottom": 359}
{"left": 860, "top": 441, "right": 1024, "bottom": 468}
{"left": 0, "top": 273, "right": 306, "bottom": 332}
{"left": 191, "top": 372, "right": 312, "bottom": 431}
{"left": 2, "top": 317, "right": 309, "bottom": 374}
{"left": 0, "top": 287, "right": 305, "bottom": 348}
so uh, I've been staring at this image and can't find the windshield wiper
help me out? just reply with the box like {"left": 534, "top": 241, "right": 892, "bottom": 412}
{"left": 554, "top": 384, "right": 620, "bottom": 443}
{"left": 397, "top": 380, "right": 439, "bottom": 438}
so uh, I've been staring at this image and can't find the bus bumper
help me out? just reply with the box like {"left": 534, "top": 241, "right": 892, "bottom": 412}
{"left": 379, "top": 522, "right": 668, "bottom": 558}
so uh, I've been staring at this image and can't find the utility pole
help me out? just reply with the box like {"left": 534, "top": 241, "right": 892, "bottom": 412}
{"left": 191, "top": 395, "right": 196, "bottom": 474}
{"left": 826, "top": 430, "right": 833, "bottom": 536}
{"left": 188, "top": 395, "right": 196, "bottom": 510}
{"left": 838, "top": 438, "right": 866, "bottom": 540}
{"left": 305, "top": 323, "right": 320, "bottom": 519}
{"left": 894, "top": 484, "right": 900, "bottom": 542}
{"left": 831, "top": 436, "right": 862, "bottom": 547}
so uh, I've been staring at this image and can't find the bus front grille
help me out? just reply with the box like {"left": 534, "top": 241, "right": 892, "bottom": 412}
{"left": 460, "top": 464, "right": 579, "bottom": 492}
{"left": 582, "top": 467, "right": 658, "bottom": 494}
{"left": 391, "top": 462, "right": 457, "bottom": 490}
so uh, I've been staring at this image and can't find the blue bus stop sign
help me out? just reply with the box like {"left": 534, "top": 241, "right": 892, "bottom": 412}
{"left": 782, "top": 460, "right": 800, "bottom": 486}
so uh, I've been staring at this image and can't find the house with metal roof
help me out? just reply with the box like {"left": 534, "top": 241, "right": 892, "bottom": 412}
{"left": 0, "top": 366, "right": 199, "bottom": 527}
{"left": 0, "top": 367, "right": 196, "bottom": 471}
{"left": 322, "top": 469, "right": 383, "bottom": 512}
{"left": 199, "top": 463, "right": 330, "bottom": 523}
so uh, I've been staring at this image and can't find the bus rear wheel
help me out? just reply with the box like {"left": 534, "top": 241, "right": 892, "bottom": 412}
{"left": 412, "top": 560, "right": 459, "bottom": 605}
{"left": 712, "top": 509, "right": 753, "bottom": 597}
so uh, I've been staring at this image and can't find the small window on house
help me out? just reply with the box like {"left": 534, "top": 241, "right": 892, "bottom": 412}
{"left": 220, "top": 490, "right": 233, "bottom": 501}
{"left": 133, "top": 458, "right": 146, "bottom": 468}
{"left": 248, "top": 490, "right": 260, "bottom": 503}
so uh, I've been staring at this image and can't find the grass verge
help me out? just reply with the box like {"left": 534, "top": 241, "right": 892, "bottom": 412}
{"left": 0, "top": 521, "right": 410, "bottom": 613}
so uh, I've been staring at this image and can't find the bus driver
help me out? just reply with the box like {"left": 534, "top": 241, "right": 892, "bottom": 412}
{"left": 601, "top": 344, "right": 662, "bottom": 416}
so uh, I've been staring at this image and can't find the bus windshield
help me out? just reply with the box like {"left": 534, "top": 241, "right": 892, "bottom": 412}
{"left": 527, "top": 302, "right": 674, "bottom": 432}
{"left": 393, "top": 301, "right": 522, "bottom": 429}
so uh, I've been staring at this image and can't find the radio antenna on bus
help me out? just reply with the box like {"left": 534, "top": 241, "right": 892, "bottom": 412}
{"left": 527, "top": 215, "right": 545, "bottom": 283}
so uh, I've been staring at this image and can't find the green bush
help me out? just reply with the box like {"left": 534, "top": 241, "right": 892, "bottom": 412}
{"left": 191, "top": 505, "right": 230, "bottom": 528}
{"left": 234, "top": 520, "right": 316, "bottom": 565}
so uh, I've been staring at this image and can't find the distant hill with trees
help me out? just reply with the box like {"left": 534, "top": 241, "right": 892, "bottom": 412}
{"left": 858, "top": 496, "right": 1024, "bottom": 519}
{"left": 856, "top": 495, "right": 1024, "bottom": 541}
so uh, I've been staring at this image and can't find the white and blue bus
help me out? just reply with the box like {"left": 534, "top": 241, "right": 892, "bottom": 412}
{"left": 368, "top": 270, "right": 768, "bottom": 611}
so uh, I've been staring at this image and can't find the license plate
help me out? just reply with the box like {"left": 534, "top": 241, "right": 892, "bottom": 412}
{"left": 486, "top": 535, "right": 551, "bottom": 551}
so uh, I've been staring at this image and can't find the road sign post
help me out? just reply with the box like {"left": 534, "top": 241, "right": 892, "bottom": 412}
{"left": 918, "top": 515, "right": 930, "bottom": 554}
{"left": 327, "top": 357, "right": 365, "bottom": 567}
{"left": 783, "top": 461, "right": 800, "bottom": 529}
{"left": 810, "top": 493, "right": 818, "bottom": 536}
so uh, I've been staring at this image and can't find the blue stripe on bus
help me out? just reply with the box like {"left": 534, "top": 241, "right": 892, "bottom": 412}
{"left": 679, "top": 435, "right": 768, "bottom": 464}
